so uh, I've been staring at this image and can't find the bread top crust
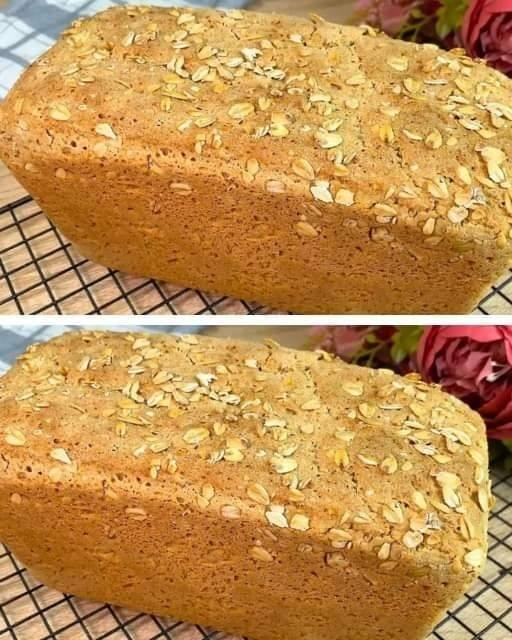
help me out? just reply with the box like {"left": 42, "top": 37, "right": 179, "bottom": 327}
{"left": 1, "top": 6, "right": 512, "bottom": 250}
{"left": 0, "top": 331, "right": 488, "bottom": 577}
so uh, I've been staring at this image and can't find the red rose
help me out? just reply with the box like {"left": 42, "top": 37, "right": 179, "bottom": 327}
{"left": 462, "top": 0, "right": 512, "bottom": 75}
{"left": 417, "top": 326, "right": 512, "bottom": 439}
{"left": 310, "top": 326, "right": 374, "bottom": 361}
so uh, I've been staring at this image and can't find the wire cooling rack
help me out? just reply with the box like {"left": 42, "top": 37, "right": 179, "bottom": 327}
{"left": 1, "top": 195, "right": 512, "bottom": 315}
{"left": 1, "top": 450, "right": 511, "bottom": 640}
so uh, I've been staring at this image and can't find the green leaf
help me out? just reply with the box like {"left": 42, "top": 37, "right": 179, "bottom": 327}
{"left": 410, "top": 8, "right": 425, "bottom": 19}
{"left": 390, "top": 326, "right": 423, "bottom": 364}
{"left": 435, "top": 0, "right": 469, "bottom": 39}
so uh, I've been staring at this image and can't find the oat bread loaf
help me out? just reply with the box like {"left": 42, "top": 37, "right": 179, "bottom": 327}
{"left": 0, "top": 331, "right": 490, "bottom": 640}
{"left": 1, "top": 8, "right": 512, "bottom": 313}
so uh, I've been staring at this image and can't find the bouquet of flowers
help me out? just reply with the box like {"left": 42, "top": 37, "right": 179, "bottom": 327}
{"left": 355, "top": 0, "right": 512, "bottom": 76}
{"left": 311, "top": 326, "right": 512, "bottom": 450}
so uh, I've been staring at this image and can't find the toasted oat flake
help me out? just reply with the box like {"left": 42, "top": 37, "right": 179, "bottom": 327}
{"left": 5, "top": 428, "right": 26, "bottom": 446}
{"left": 334, "top": 448, "right": 350, "bottom": 468}
{"left": 387, "top": 57, "right": 408, "bottom": 72}
{"left": 265, "top": 418, "right": 287, "bottom": 428}
{"left": 197, "top": 45, "right": 217, "bottom": 60}
{"left": 474, "top": 466, "right": 485, "bottom": 485}
{"left": 48, "top": 467, "right": 62, "bottom": 483}
{"left": 296, "top": 221, "right": 318, "bottom": 238}
{"left": 335, "top": 188, "right": 355, "bottom": 206}
{"left": 422, "top": 218, "right": 436, "bottom": 235}
{"left": 442, "top": 486, "right": 460, "bottom": 509}
{"left": 403, "top": 530, "right": 423, "bottom": 549}
{"left": 425, "top": 129, "right": 442, "bottom": 149}
{"left": 266, "top": 180, "right": 285, "bottom": 194}
{"left": 457, "top": 165, "right": 472, "bottom": 185}
{"left": 95, "top": 123, "right": 117, "bottom": 139}
{"left": 195, "top": 115, "right": 216, "bottom": 128}
{"left": 481, "top": 146, "right": 506, "bottom": 164}
{"left": 310, "top": 181, "right": 333, "bottom": 203}
{"left": 379, "top": 122, "right": 395, "bottom": 143}
{"left": 246, "top": 158, "right": 260, "bottom": 175}
{"left": 191, "top": 65, "right": 210, "bottom": 82}
{"left": 378, "top": 542, "right": 391, "bottom": 560}
{"left": 121, "top": 31, "right": 136, "bottom": 47}
{"left": 346, "top": 73, "right": 366, "bottom": 86}
{"left": 196, "top": 372, "right": 216, "bottom": 387}
{"left": 250, "top": 546, "right": 273, "bottom": 562}
{"left": 402, "top": 129, "right": 423, "bottom": 141}
{"left": 477, "top": 486, "right": 489, "bottom": 512}
{"left": 323, "top": 117, "right": 343, "bottom": 132}
{"left": 221, "top": 505, "right": 241, "bottom": 519}
{"left": 381, "top": 455, "right": 398, "bottom": 474}
{"left": 50, "top": 104, "right": 71, "bottom": 121}
{"left": 448, "top": 206, "right": 468, "bottom": 224}
{"left": 383, "top": 502, "right": 404, "bottom": 524}
{"left": 436, "top": 471, "right": 461, "bottom": 488}
{"left": 405, "top": 76, "right": 423, "bottom": 93}
{"left": 266, "top": 510, "right": 288, "bottom": 528}
{"left": 50, "top": 448, "right": 72, "bottom": 465}
{"left": 464, "top": 548, "right": 484, "bottom": 569}
{"left": 315, "top": 130, "right": 342, "bottom": 149}
{"left": 247, "top": 482, "right": 270, "bottom": 505}
{"left": 290, "top": 514, "right": 310, "bottom": 531}
{"left": 228, "top": 102, "right": 255, "bottom": 119}
{"left": 271, "top": 456, "right": 298, "bottom": 474}
{"left": 292, "top": 158, "right": 315, "bottom": 180}
{"left": 412, "top": 490, "right": 428, "bottom": 510}
{"left": 345, "top": 98, "right": 359, "bottom": 110}
{"left": 183, "top": 427, "right": 210, "bottom": 445}
{"left": 125, "top": 507, "right": 147, "bottom": 521}
{"left": 328, "top": 528, "right": 352, "bottom": 543}
{"left": 224, "top": 447, "right": 244, "bottom": 462}
{"left": 342, "top": 381, "right": 363, "bottom": 396}
{"left": 325, "top": 552, "right": 349, "bottom": 568}
{"left": 301, "top": 399, "right": 321, "bottom": 410}
{"left": 171, "top": 182, "right": 192, "bottom": 194}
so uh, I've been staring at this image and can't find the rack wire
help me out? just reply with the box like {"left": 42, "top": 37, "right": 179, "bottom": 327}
{"left": 1, "top": 450, "right": 511, "bottom": 640}
{"left": 2, "top": 195, "right": 512, "bottom": 315}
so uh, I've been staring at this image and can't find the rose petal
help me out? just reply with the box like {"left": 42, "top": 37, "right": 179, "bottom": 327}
{"left": 417, "top": 326, "right": 512, "bottom": 440}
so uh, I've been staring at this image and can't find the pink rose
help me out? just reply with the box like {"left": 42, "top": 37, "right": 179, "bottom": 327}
{"left": 356, "top": 0, "right": 419, "bottom": 35}
{"left": 462, "top": 0, "right": 512, "bottom": 75}
{"left": 310, "top": 326, "right": 374, "bottom": 361}
{"left": 417, "top": 326, "right": 512, "bottom": 439}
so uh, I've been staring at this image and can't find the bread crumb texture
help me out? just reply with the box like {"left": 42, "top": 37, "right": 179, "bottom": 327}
{"left": 1, "top": 7, "right": 512, "bottom": 312}
{"left": 0, "top": 331, "right": 489, "bottom": 640}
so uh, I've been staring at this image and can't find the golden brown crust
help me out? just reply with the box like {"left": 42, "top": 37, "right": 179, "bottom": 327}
{"left": 1, "top": 7, "right": 512, "bottom": 312}
{"left": 0, "top": 331, "right": 489, "bottom": 639}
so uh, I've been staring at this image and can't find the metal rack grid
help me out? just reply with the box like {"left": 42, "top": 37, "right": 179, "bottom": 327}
{"left": 1, "top": 195, "right": 512, "bottom": 315}
{"left": 1, "top": 450, "right": 511, "bottom": 640}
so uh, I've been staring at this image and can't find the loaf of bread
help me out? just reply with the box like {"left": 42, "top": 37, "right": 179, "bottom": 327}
{"left": 0, "top": 331, "right": 489, "bottom": 640}
{"left": 1, "top": 7, "right": 512, "bottom": 313}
